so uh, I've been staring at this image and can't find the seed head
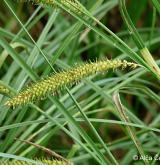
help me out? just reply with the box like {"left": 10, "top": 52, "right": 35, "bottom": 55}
{"left": 0, "top": 159, "right": 73, "bottom": 165}
{"left": 5, "top": 60, "right": 139, "bottom": 108}
{"left": 27, "top": 0, "right": 84, "bottom": 14}
{"left": 0, "top": 84, "right": 11, "bottom": 96}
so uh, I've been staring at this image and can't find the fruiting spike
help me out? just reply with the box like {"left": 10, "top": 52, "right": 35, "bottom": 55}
{"left": 27, "top": 0, "right": 84, "bottom": 14}
{"left": 5, "top": 60, "right": 139, "bottom": 108}
{"left": 0, "top": 159, "right": 73, "bottom": 165}
{"left": 0, "top": 83, "right": 12, "bottom": 97}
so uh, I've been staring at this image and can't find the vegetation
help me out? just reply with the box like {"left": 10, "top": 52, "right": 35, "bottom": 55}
{"left": 0, "top": 159, "right": 72, "bottom": 165}
{"left": 0, "top": 0, "right": 160, "bottom": 164}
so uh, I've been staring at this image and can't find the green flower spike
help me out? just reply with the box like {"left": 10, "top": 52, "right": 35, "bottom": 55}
{"left": 5, "top": 60, "right": 139, "bottom": 108}
{"left": 28, "top": 0, "right": 84, "bottom": 14}
{"left": 0, "top": 82, "right": 12, "bottom": 97}
{"left": 0, "top": 159, "right": 73, "bottom": 165}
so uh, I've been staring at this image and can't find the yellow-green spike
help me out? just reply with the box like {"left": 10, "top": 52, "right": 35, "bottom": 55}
{"left": 0, "top": 159, "right": 73, "bottom": 165}
{"left": 5, "top": 60, "right": 139, "bottom": 108}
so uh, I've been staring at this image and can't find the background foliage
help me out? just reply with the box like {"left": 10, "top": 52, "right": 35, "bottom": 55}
{"left": 0, "top": 0, "right": 160, "bottom": 164}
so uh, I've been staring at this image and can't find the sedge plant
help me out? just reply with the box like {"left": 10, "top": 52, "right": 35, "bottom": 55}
{"left": 0, "top": 0, "right": 160, "bottom": 165}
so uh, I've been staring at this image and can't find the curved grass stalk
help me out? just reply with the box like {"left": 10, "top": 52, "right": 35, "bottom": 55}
{"left": 0, "top": 42, "right": 26, "bottom": 69}
{"left": 119, "top": 0, "right": 160, "bottom": 79}
{"left": 5, "top": 60, "right": 139, "bottom": 108}
{"left": 152, "top": 0, "right": 160, "bottom": 14}
{"left": 113, "top": 92, "right": 149, "bottom": 165}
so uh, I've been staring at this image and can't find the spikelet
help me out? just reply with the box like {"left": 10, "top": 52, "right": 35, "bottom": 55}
{"left": 5, "top": 60, "right": 139, "bottom": 108}
{"left": 26, "top": 0, "right": 84, "bottom": 14}
{"left": 0, "top": 83, "right": 11, "bottom": 96}
{"left": 27, "top": 0, "right": 57, "bottom": 8}
{"left": 0, "top": 159, "right": 73, "bottom": 165}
